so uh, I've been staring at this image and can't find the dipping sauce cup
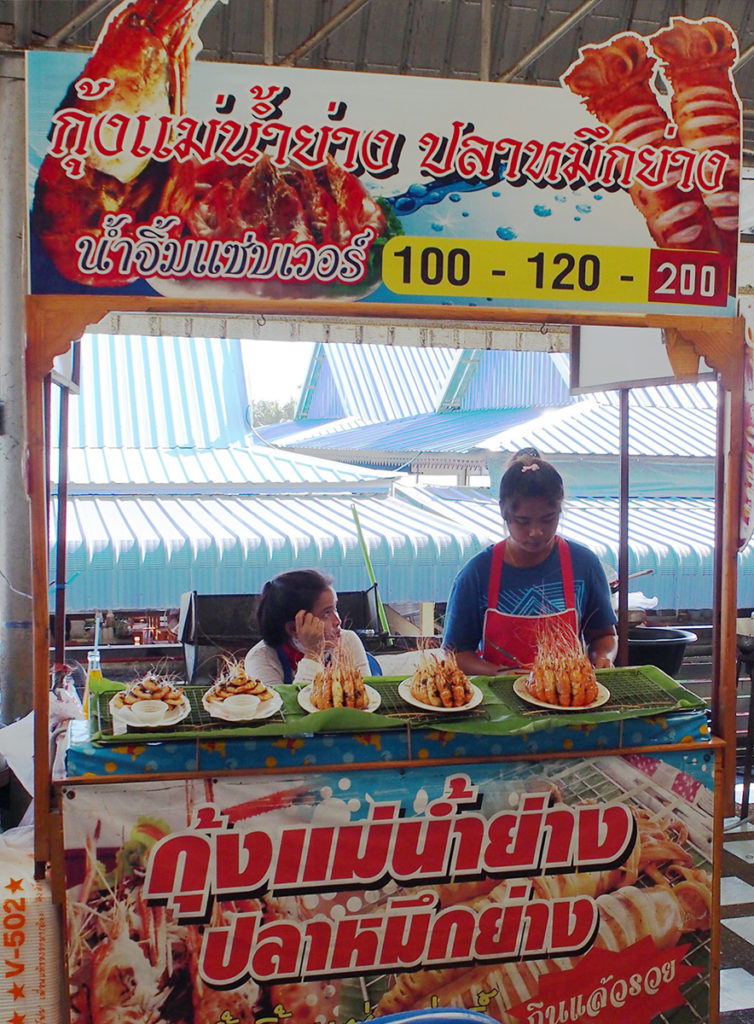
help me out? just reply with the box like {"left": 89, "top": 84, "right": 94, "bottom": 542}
{"left": 221, "top": 693, "right": 261, "bottom": 719}
{"left": 128, "top": 699, "right": 169, "bottom": 724}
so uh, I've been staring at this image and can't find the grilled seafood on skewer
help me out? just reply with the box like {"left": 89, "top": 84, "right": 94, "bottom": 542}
{"left": 111, "top": 672, "right": 185, "bottom": 710}
{"left": 310, "top": 643, "right": 369, "bottom": 709}
{"left": 525, "top": 619, "right": 598, "bottom": 707}
{"left": 408, "top": 648, "right": 474, "bottom": 708}
{"left": 206, "top": 656, "right": 275, "bottom": 703}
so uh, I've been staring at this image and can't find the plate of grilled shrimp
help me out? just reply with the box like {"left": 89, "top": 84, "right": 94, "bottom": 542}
{"left": 514, "top": 676, "right": 610, "bottom": 711}
{"left": 109, "top": 674, "right": 190, "bottom": 728}
{"left": 298, "top": 653, "right": 380, "bottom": 713}
{"left": 399, "top": 650, "right": 482, "bottom": 712}
{"left": 202, "top": 659, "right": 282, "bottom": 721}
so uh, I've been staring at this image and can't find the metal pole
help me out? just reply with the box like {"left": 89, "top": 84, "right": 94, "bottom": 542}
{"left": 496, "top": 0, "right": 603, "bottom": 82}
{"left": 0, "top": 51, "right": 33, "bottom": 724}
{"left": 263, "top": 0, "right": 275, "bottom": 65}
{"left": 617, "top": 388, "right": 629, "bottom": 666}
{"left": 53, "top": 386, "right": 71, "bottom": 668}
{"left": 480, "top": 0, "right": 492, "bottom": 81}
{"left": 282, "top": 0, "right": 371, "bottom": 66}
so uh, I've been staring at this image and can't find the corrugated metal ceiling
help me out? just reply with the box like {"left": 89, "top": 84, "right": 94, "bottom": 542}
{"left": 7, "top": 0, "right": 754, "bottom": 156}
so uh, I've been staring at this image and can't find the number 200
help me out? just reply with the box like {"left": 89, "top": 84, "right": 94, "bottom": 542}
{"left": 654, "top": 261, "right": 717, "bottom": 298}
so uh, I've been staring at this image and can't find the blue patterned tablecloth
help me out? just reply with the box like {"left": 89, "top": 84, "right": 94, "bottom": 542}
{"left": 66, "top": 707, "right": 710, "bottom": 777}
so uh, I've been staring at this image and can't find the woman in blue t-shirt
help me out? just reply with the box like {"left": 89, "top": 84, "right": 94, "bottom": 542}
{"left": 443, "top": 450, "right": 617, "bottom": 677}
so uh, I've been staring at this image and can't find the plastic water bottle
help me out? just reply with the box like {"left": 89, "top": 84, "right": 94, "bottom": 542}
{"left": 84, "top": 650, "right": 103, "bottom": 719}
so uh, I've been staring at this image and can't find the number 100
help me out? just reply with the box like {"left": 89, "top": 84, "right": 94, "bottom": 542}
{"left": 393, "top": 245, "right": 471, "bottom": 286}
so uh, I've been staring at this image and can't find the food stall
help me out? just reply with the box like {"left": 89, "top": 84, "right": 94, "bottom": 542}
{"left": 23, "top": 4, "right": 747, "bottom": 1022}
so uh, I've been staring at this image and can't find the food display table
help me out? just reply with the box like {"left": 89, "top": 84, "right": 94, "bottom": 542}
{"left": 57, "top": 666, "right": 721, "bottom": 1024}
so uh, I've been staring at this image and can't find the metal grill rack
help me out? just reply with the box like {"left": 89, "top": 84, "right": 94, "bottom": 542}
{"left": 93, "top": 685, "right": 289, "bottom": 738}
{"left": 492, "top": 667, "right": 682, "bottom": 716}
{"left": 92, "top": 680, "right": 491, "bottom": 741}
{"left": 369, "top": 681, "right": 491, "bottom": 727}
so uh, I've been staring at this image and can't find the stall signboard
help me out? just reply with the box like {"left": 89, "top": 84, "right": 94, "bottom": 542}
{"left": 27, "top": 4, "right": 740, "bottom": 318}
{"left": 60, "top": 754, "right": 714, "bottom": 1024}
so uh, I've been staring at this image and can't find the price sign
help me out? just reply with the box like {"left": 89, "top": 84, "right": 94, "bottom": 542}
{"left": 382, "top": 238, "right": 731, "bottom": 309}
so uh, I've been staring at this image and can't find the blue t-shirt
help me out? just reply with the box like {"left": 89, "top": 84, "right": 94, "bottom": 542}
{"left": 443, "top": 538, "right": 616, "bottom": 654}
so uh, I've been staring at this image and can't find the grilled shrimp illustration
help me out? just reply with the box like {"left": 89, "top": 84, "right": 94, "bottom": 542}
{"left": 30, "top": 0, "right": 395, "bottom": 294}
{"left": 88, "top": 907, "right": 164, "bottom": 1024}
{"left": 31, "top": 0, "right": 218, "bottom": 285}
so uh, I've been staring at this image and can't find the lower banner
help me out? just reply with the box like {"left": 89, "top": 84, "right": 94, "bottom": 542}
{"left": 59, "top": 753, "right": 714, "bottom": 1024}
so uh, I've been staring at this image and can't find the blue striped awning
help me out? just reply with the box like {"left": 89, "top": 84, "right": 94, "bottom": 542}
{"left": 50, "top": 485, "right": 753, "bottom": 614}
{"left": 398, "top": 486, "right": 753, "bottom": 612}
{"left": 50, "top": 490, "right": 493, "bottom": 611}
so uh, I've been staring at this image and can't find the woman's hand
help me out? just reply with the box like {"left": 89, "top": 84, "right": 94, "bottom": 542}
{"left": 586, "top": 629, "right": 618, "bottom": 669}
{"left": 293, "top": 609, "right": 325, "bottom": 659}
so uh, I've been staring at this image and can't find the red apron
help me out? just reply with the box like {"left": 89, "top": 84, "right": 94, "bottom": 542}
{"left": 482, "top": 535, "right": 579, "bottom": 669}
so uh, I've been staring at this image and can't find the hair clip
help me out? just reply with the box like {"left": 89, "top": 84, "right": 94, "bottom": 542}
{"left": 521, "top": 463, "right": 540, "bottom": 472}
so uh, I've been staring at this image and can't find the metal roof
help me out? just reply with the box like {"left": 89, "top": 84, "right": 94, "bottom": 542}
{"left": 296, "top": 343, "right": 459, "bottom": 421}
{"left": 478, "top": 398, "right": 718, "bottom": 457}
{"left": 280, "top": 390, "right": 718, "bottom": 464}
{"left": 54, "top": 445, "right": 396, "bottom": 492}
{"left": 442, "top": 350, "right": 573, "bottom": 411}
{"left": 60, "top": 334, "right": 251, "bottom": 449}
{"left": 50, "top": 490, "right": 494, "bottom": 610}
{"left": 593, "top": 381, "right": 719, "bottom": 410}
{"left": 50, "top": 484, "right": 754, "bottom": 613}
{"left": 286, "top": 409, "right": 545, "bottom": 460}
{"left": 399, "top": 485, "right": 754, "bottom": 610}
{"left": 52, "top": 334, "right": 397, "bottom": 490}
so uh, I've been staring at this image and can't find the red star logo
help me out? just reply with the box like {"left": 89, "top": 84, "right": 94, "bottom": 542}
{"left": 9, "top": 984, "right": 24, "bottom": 1000}
{"left": 4, "top": 879, "right": 23, "bottom": 893}
{"left": 9, "top": 1011, "right": 26, "bottom": 1024}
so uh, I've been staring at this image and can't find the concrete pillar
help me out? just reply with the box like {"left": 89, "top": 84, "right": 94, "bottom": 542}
{"left": 0, "top": 51, "right": 34, "bottom": 724}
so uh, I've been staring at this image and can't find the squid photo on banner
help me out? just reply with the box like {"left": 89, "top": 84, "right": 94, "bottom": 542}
{"left": 60, "top": 753, "right": 714, "bottom": 1024}
{"left": 26, "top": 2, "right": 740, "bottom": 318}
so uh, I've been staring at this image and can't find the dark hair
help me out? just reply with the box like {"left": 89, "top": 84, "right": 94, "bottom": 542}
{"left": 498, "top": 449, "right": 564, "bottom": 520}
{"left": 256, "top": 569, "right": 333, "bottom": 647}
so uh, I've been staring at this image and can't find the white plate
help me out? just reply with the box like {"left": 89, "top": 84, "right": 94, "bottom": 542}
{"left": 202, "top": 690, "right": 283, "bottom": 722}
{"left": 297, "top": 683, "right": 381, "bottom": 714}
{"left": 513, "top": 676, "right": 610, "bottom": 711}
{"left": 109, "top": 694, "right": 191, "bottom": 729}
{"left": 398, "top": 678, "right": 484, "bottom": 713}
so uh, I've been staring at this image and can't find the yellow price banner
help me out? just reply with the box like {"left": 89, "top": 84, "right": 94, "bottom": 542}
{"left": 382, "top": 237, "right": 731, "bottom": 308}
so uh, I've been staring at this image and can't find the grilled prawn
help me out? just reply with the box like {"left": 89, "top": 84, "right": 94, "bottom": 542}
{"left": 526, "top": 620, "right": 598, "bottom": 707}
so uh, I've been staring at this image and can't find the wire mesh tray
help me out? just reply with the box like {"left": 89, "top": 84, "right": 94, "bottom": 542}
{"left": 367, "top": 680, "right": 491, "bottom": 727}
{"left": 492, "top": 666, "right": 684, "bottom": 716}
{"left": 90, "top": 679, "right": 491, "bottom": 742}
{"left": 92, "top": 685, "right": 288, "bottom": 741}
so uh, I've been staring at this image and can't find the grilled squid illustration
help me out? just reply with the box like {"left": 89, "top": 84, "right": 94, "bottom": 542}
{"left": 650, "top": 16, "right": 741, "bottom": 260}
{"left": 561, "top": 31, "right": 720, "bottom": 252}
